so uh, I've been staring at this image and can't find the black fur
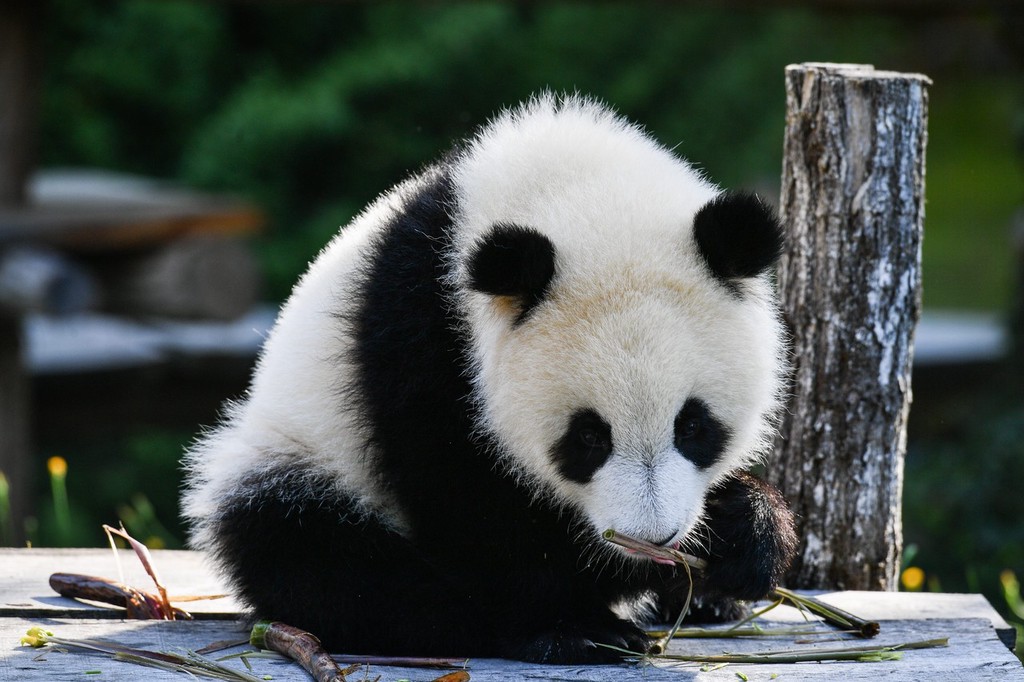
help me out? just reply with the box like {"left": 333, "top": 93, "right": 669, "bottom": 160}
{"left": 699, "top": 471, "right": 798, "bottom": 598}
{"left": 693, "top": 192, "right": 784, "bottom": 288}
{"left": 467, "top": 223, "right": 556, "bottom": 324}
{"left": 674, "top": 398, "right": 731, "bottom": 469}
{"left": 210, "top": 467, "right": 489, "bottom": 654}
{"left": 209, "top": 170, "right": 796, "bottom": 664}
{"left": 552, "top": 409, "right": 615, "bottom": 484}
{"left": 654, "top": 471, "right": 798, "bottom": 623}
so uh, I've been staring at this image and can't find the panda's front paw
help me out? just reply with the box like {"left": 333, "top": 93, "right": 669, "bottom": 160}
{"left": 698, "top": 471, "right": 797, "bottom": 600}
{"left": 654, "top": 589, "right": 751, "bottom": 625}
{"left": 683, "top": 594, "right": 751, "bottom": 624}
{"left": 501, "top": 617, "right": 651, "bottom": 664}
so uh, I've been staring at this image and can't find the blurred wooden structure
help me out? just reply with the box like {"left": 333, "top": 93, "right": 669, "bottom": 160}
{"left": 1, "top": 0, "right": 258, "bottom": 545}
{"left": 1, "top": 171, "right": 263, "bottom": 318}
{"left": 1, "top": 0, "right": 264, "bottom": 545}
{"left": 0, "top": 171, "right": 263, "bottom": 544}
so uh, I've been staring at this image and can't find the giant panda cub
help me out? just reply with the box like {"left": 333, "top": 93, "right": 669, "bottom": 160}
{"left": 182, "top": 94, "right": 797, "bottom": 664}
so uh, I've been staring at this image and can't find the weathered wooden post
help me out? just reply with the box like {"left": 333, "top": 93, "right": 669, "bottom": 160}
{"left": 768, "top": 63, "right": 930, "bottom": 591}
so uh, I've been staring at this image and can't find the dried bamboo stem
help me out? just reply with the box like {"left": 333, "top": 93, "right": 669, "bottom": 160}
{"left": 602, "top": 529, "right": 707, "bottom": 570}
{"left": 251, "top": 620, "right": 349, "bottom": 682}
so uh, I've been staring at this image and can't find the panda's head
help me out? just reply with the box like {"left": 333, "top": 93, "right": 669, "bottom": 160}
{"left": 452, "top": 94, "right": 786, "bottom": 555}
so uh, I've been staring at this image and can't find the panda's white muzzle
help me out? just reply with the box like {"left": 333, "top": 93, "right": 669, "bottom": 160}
{"left": 580, "top": 448, "right": 707, "bottom": 554}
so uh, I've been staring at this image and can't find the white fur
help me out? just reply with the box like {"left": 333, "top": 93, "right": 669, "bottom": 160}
{"left": 451, "top": 94, "right": 786, "bottom": 545}
{"left": 181, "top": 171, "right": 442, "bottom": 545}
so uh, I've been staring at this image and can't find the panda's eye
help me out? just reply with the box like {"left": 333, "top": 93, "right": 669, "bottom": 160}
{"left": 578, "top": 427, "right": 612, "bottom": 454}
{"left": 677, "top": 417, "right": 701, "bottom": 441}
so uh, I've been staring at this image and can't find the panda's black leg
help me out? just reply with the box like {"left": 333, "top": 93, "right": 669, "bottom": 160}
{"left": 655, "top": 471, "right": 797, "bottom": 624}
{"left": 495, "top": 609, "right": 651, "bottom": 664}
{"left": 208, "top": 467, "right": 489, "bottom": 657}
{"left": 209, "top": 466, "right": 655, "bottom": 663}
{"left": 213, "top": 475, "right": 651, "bottom": 663}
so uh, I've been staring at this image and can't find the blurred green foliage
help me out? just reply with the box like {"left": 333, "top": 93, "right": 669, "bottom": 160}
{"left": 1000, "top": 570, "right": 1024, "bottom": 661}
{"left": 42, "top": 1, "right": 1022, "bottom": 306}
{"left": 904, "top": 389, "right": 1024, "bottom": 616}
{"left": 32, "top": 431, "right": 189, "bottom": 548}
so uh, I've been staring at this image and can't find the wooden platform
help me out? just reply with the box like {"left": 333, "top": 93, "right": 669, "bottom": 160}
{"left": 1, "top": 548, "right": 1021, "bottom": 680}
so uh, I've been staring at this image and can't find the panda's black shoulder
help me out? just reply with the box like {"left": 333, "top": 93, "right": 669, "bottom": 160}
{"left": 345, "top": 165, "right": 492, "bottom": 504}
{"left": 346, "top": 165, "right": 456, "bottom": 322}
{"left": 348, "top": 163, "right": 461, "bottom": 388}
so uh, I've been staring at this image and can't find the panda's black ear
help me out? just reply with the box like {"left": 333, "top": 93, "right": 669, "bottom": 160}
{"left": 693, "top": 192, "right": 784, "bottom": 285}
{"left": 467, "top": 223, "right": 556, "bottom": 323}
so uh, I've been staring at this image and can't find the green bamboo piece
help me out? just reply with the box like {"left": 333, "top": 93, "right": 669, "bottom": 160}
{"left": 648, "top": 638, "right": 948, "bottom": 664}
{"left": 771, "top": 587, "right": 881, "bottom": 637}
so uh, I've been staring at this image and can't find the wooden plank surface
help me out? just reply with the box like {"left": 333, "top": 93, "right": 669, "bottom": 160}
{"left": 0, "top": 548, "right": 243, "bottom": 617}
{"left": 1, "top": 548, "right": 1022, "bottom": 680}
{"left": 2, "top": 615, "right": 1020, "bottom": 681}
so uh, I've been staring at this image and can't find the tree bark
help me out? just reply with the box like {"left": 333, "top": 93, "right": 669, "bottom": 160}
{"left": 769, "top": 63, "right": 930, "bottom": 591}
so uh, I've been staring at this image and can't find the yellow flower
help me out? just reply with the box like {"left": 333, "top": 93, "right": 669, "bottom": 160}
{"left": 47, "top": 456, "right": 67, "bottom": 479}
{"left": 20, "top": 626, "right": 53, "bottom": 647}
{"left": 901, "top": 566, "right": 926, "bottom": 591}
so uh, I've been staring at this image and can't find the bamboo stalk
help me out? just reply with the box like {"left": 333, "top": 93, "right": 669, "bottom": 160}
{"left": 251, "top": 620, "right": 349, "bottom": 682}
{"left": 601, "top": 529, "right": 707, "bottom": 570}
{"left": 19, "top": 627, "right": 263, "bottom": 682}
{"left": 102, "top": 524, "right": 177, "bottom": 620}
{"left": 49, "top": 572, "right": 193, "bottom": 620}
{"left": 651, "top": 638, "right": 947, "bottom": 664}
{"left": 770, "top": 587, "right": 881, "bottom": 637}
{"left": 647, "top": 625, "right": 827, "bottom": 639}
{"left": 227, "top": 650, "right": 469, "bottom": 670}
{"left": 651, "top": 556, "right": 695, "bottom": 654}
{"left": 332, "top": 654, "right": 468, "bottom": 669}
{"left": 603, "top": 530, "right": 881, "bottom": 638}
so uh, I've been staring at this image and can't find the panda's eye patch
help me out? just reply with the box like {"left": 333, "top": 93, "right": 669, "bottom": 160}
{"left": 675, "top": 399, "right": 730, "bottom": 469}
{"left": 552, "top": 409, "right": 614, "bottom": 484}
{"left": 578, "top": 426, "right": 610, "bottom": 450}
